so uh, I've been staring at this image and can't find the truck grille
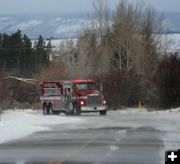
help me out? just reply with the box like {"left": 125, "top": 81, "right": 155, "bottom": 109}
{"left": 87, "top": 95, "right": 102, "bottom": 106}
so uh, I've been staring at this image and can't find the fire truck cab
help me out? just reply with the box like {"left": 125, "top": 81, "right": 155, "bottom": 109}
{"left": 40, "top": 79, "right": 107, "bottom": 115}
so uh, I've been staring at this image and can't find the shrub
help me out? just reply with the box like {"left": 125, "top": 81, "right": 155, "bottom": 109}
{"left": 154, "top": 54, "right": 180, "bottom": 108}
{"left": 0, "top": 75, "right": 39, "bottom": 109}
{"left": 34, "top": 63, "right": 72, "bottom": 81}
{"left": 95, "top": 70, "right": 141, "bottom": 109}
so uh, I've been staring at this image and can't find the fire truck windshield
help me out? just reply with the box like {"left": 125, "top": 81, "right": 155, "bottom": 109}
{"left": 76, "top": 83, "right": 96, "bottom": 90}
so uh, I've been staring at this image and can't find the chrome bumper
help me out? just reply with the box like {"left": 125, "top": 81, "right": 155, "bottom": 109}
{"left": 81, "top": 106, "right": 107, "bottom": 112}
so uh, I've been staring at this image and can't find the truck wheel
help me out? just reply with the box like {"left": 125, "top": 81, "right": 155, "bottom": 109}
{"left": 73, "top": 104, "right": 81, "bottom": 116}
{"left": 46, "top": 106, "right": 50, "bottom": 115}
{"left": 49, "top": 105, "right": 54, "bottom": 115}
{"left": 43, "top": 104, "right": 48, "bottom": 115}
{"left": 48, "top": 104, "right": 58, "bottom": 115}
{"left": 100, "top": 110, "right": 107, "bottom": 115}
{"left": 66, "top": 103, "right": 74, "bottom": 115}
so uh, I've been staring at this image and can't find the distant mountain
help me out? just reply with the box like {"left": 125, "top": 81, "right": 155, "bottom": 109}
{"left": 0, "top": 12, "right": 180, "bottom": 39}
{"left": 0, "top": 12, "right": 89, "bottom": 39}
{"left": 162, "top": 12, "right": 180, "bottom": 33}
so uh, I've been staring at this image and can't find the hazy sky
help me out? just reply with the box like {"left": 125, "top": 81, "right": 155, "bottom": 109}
{"left": 0, "top": 0, "right": 179, "bottom": 14}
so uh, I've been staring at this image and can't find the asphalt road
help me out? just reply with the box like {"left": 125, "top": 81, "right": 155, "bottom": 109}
{"left": 0, "top": 110, "right": 180, "bottom": 164}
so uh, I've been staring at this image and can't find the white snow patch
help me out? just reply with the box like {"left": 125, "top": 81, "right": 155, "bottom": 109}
{"left": 8, "top": 20, "right": 42, "bottom": 31}
{"left": 107, "top": 145, "right": 119, "bottom": 157}
{"left": 116, "top": 107, "right": 148, "bottom": 114}
{"left": 54, "top": 18, "right": 98, "bottom": 35}
{"left": 164, "top": 34, "right": 180, "bottom": 53}
{"left": 55, "top": 24, "right": 82, "bottom": 35}
{"left": 50, "top": 17, "right": 63, "bottom": 24}
{"left": 0, "top": 109, "right": 82, "bottom": 144}
{"left": 109, "top": 145, "right": 119, "bottom": 152}
{"left": 115, "top": 107, "right": 180, "bottom": 114}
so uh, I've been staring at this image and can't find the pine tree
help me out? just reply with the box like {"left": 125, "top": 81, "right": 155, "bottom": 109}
{"left": 21, "top": 34, "right": 33, "bottom": 72}
{"left": 34, "top": 35, "right": 50, "bottom": 70}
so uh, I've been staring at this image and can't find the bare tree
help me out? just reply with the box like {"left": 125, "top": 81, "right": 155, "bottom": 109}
{"left": 72, "top": 0, "right": 168, "bottom": 80}
{"left": 109, "top": 0, "right": 144, "bottom": 72}
{"left": 93, "top": 0, "right": 110, "bottom": 37}
{"left": 71, "top": 0, "right": 111, "bottom": 77}
{"left": 108, "top": 0, "right": 167, "bottom": 78}
{"left": 73, "top": 33, "right": 96, "bottom": 78}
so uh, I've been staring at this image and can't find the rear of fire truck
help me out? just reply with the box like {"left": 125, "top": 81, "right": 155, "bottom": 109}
{"left": 40, "top": 81, "right": 64, "bottom": 115}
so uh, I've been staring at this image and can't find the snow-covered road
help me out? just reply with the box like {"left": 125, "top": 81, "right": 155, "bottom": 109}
{"left": 0, "top": 108, "right": 180, "bottom": 163}
{"left": 0, "top": 108, "right": 180, "bottom": 146}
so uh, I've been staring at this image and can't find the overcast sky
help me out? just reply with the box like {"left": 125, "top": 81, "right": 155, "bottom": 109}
{"left": 0, "top": 0, "right": 179, "bottom": 14}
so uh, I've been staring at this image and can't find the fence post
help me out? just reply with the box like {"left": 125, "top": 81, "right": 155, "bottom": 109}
{"left": 0, "top": 109, "right": 2, "bottom": 121}
{"left": 138, "top": 100, "right": 142, "bottom": 112}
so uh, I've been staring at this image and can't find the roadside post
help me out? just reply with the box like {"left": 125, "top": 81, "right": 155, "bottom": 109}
{"left": 138, "top": 100, "right": 142, "bottom": 112}
{"left": 0, "top": 109, "right": 2, "bottom": 121}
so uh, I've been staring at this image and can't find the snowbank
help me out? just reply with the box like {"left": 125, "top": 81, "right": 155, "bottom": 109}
{"left": 116, "top": 107, "right": 148, "bottom": 114}
{"left": 0, "top": 109, "right": 82, "bottom": 144}
{"left": 115, "top": 107, "right": 180, "bottom": 114}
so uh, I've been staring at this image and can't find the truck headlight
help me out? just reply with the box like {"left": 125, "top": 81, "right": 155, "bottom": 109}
{"left": 80, "top": 101, "right": 85, "bottom": 105}
{"left": 103, "top": 100, "right": 106, "bottom": 105}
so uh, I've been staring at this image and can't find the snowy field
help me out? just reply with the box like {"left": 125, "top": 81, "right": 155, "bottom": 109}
{"left": 0, "top": 108, "right": 180, "bottom": 146}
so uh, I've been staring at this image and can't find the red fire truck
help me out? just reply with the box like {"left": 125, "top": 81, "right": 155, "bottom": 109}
{"left": 40, "top": 80, "right": 107, "bottom": 115}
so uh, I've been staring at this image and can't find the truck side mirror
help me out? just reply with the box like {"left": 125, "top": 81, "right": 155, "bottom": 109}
{"left": 100, "top": 83, "right": 103, "bottom": 92}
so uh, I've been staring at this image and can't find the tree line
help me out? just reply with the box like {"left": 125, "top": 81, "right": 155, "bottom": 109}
{"left": 52, "top": 0, "right": 179, "bottom": 109}
{"left": 0, "top": 29, "right": 51, "bottom": 76}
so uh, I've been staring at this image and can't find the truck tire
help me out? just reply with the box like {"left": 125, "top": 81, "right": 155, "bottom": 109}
{"left": 46, "top": 106, "right": 50, "bottom": 115}
{"left": 49, "top": 105, "right": 54, "bottom": 115}
{"left": 43, "top": 104, "right": 49, "bottom": 115}
{"left": 99, "top": 110, "right": 107, "bottom": 115}
{"left": 66, "top": 103, "right": 74, "bottom": 115}
{"left": 73, "top": 104, "right": 81, "bottom": 116}
{"left": 48, "top": 103, "right": 58, "bottom": 115}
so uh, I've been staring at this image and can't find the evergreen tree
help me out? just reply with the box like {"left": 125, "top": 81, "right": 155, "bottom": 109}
{"left": 21, "top": 35, "right": 33, "bottom": 71}
{"left": 0, "top": 30, "right": 51, "bottom": 75}
{"left": 12, "top": 29, "right": 23, "bottom": 71}
{"left": 34, "top": 35, "right": 50, "bottom": 70}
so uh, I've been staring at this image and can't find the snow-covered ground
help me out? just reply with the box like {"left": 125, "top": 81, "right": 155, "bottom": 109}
{"left": 0, "top": 108, "right": 180, "bottom": 145}
{"left": 0, "top": 109, "right": 82, "bottom": 144}
{"left": 165, "top": 33, "right": 180, "bottom": 53}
